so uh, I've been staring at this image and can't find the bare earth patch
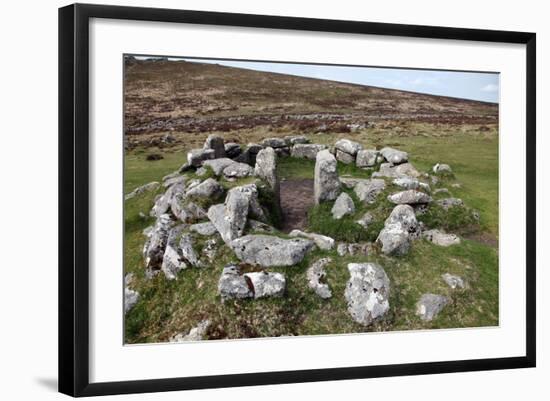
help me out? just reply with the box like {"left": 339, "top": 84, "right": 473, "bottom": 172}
{"left": 465, "top": 232, "right": 499, "bottom": 248}
{"left": 279, "top": 178, "right": 314, "bottom": 233}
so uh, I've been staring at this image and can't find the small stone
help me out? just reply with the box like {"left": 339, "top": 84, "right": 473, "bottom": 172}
{"left": 436, "top": 197, "right": 464, "bottom": 210}
{"left": 125, "top": 181, "right": 160, "bottom": 201}
{"left": 170, "top": 320, "right": 211, "bottom": 342}
{"left": 307, "top": 258, "right": 332, "bottom": 299}
{"left": 179, "top": 232, "right": 203, "bottom": 268}
{"left": 442, "top": 273, "right": 466, "bottom": 289}
{"left": 261, "top": 137, "right": 287, "bottom": 148}
{"left": 335, "top": 149, "right": 356, "bottom": 164}
{"left": 225, "top": 142, "right": 242, "bottom": 159}
{"left": 335, "top": 139, "right": 363, "bottom": 155}
{"left": 354, "top": 179, "right": 386, "bottom": 204}
{"left": 202, "top": 158, "right": 236, "bottom": 176}
{"left": 290, "top": 143, "right": 327, "bottom": 160}
{"left": 203, "top": 134, "right": 226, "bottom": 158}
{"left": 337, "top": 242, "right": 348, "bottom": 256}
{"left": 244, "top": 271, "right": 286, "bottom": 299}
{"left": 223, "top": 162, "right": 254, "bottom": 179}
{"left": 380, "top": 147, "right": 408, "bottom": 164}
{"left": 161, "top": 225, "right": 188, "bottom": 279}
{"left": 285, "top": 135, "right": 309, "bottom": 145}
{"left": 189, "top": 222, "right": 218, "bottom": 236}
{"left": 433, "top": 163, "right": 453, "bottom": 174}
{"left": 218, "top": 264, "right": 253, "bottom": 301}
{"left": 388, "top": 190, "right": 432, "bottom": 205}
{"left": 416, "top": 294, "right": 449, "bottom": 321}
{"left": 356, "top": 212, "right": 374, "bottom": 229}
{"left": 230, "top": 235, "right": 314, "bottom": 267}
{"left": 423, "top": 229, "right": 461, "bottom": 246}
{"left": 185, "top": 178, "right": 224, "bottom": 200}
{"left": 124, "top": 287, "right": 139, "bottom": 314}
{"left": 187, "top": 148, "right": 215, "bottom": 167}
{"left": 331, "top": 192, "right": 355, "bottom": 219}
{"left": 289, "top": 229, "right": 335, "bottom": 250}
{"left": 356, "top": 149, "right": 379, "bottom": 168}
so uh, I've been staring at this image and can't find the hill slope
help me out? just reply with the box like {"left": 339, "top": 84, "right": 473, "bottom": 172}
{"left": 124, "top": 58, "right": 498, "bottom": 136}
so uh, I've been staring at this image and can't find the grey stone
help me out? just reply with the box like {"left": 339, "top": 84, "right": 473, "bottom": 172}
{"left": 255, "top": 147, "right": 279, "bottom": 195}
{"left": 442, "top": 273, "right": 466, "bottom": 289}
{"left": 161, "top": 225, "right": 188, "bottom": 280}
{"left": 163, "top": 175, "right": 187, "bottom": 188}
{"left": 274, "top": 147, "right": 291, "bottom": 157}
{"left": 201, "top": 238, "right": 219, "bottom": 261}
{"left": 142, "top": 214, "right": 174, "bottom": 270}
{"left": 218, "top": 264, "right": 253, "bottom": 301}
{"left": 392, "top": 177, "right": 431, "bottom": 192}
{"left": 374, "top": 162, "right": 420, "bottom": 179}
{"left": 179, "top": 232, "right": 203, "bottom": 267}
{"left": 289, "top": 229, "right": 335, "bottom": 250}
{"left": 125, "top": 181, "right": 160, "bottom": 200}
{"left": 189, "top": 221, "right": 218, "bottom": 236}
{"left": 124, "top": 287, "right": 139, "bottom": 314}
{"left": 347, "top": 243, "right": 370, "bottom": 256}
{"left": 345, "top": 263, "right": 390, "bottom": 326}
{"left": 230, "top": 235, "right": 314, "bottom": 267}
{"left": 423, "top": 229, "right": 461, "bottom": 246}
{"left": 356, "top": 149, "right": 379, "bottom": 168}
{"left": 151, "top": 183, "right": 179, "bottom": 218}
{"left": 335, "top": 149, "right": 356, "bottom": 164}
{"left": 290, "top": 143, "right": 327, "bottom": 160}
{"left": 202, "top": 158, "right": 235, "bottom": 175}
{"left": 433, "top": 163, "right": 453, "bottom": 174}
{"left": 187, "top": 148, "right": 215, "bottom": 167}
{"left": 335, "top": 139, "right": 363, "bottom": 155}
{"left": 337, "top": 242, "right": 348, "bottom": 256}
{"left": 377, "top": 205, "right": 418, "bottom": 256}
{"left": 261, "top": 137, "right": 287, "bottom": 148}
{"left": 244, "top": 271, "right": 286, "bottom": 299}
{"left": 170, "top": 320, "right": 211, "bottom": 342}
{"left": 356, "top": 212, "right": 374, "bottom": 229}
{"left": 339, "top": 177, "right": 371, "bottom": 189}
{"left": 225, "top": 142, "right": 242, "bottom": 159}
{"left": 230, "top": 184, "right": 268, "bottom": 223}
{"left": 285, "top": 135, "right": 309, "bottom": 145}
{"left": 207, "top": 190, "right": 249, "bottom": 244}
{"left": 331, "top": 192, "right": 355, "bottom": 219}
{"left": 380, "top": 147, "right": 409, "bottom": 164}
{"left": 416, "top": 294, "right": 449, "bottom": 321}
{"left": 186, "top": 178, "right": 224, "bottom": 200}
{"left": 314, "top": 149, "right": 341, "bottom": 204}
{"left": 203, "top": 134, "right": 226, "bottom": 158}
{"left": 354, "top": 179, "right": 386, "bottom": 204}
{"left": 307, "top": 257, "right": 332, "bottom": 299}
{"left": 388, "top": 190, "right": 432, "bottom": 205}
{"left": 437, "top": 197, "right": 464, "bottom": 210}
{"left": 246, "top": 219, "right": 276, "bottom": 234}
{"left": 223, "top": 162, "right": 254, "bottom": 179}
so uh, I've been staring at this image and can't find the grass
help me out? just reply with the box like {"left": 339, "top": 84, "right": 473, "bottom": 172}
{"left": 124, "top": 128, "right": 499, "bottom": 343}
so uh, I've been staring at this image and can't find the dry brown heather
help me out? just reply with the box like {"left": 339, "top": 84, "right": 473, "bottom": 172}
{"left": 124, "top": 58, "right": 498, "bottom": 146}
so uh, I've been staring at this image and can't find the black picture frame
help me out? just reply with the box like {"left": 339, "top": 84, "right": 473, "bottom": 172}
{"left": 58, "top": 3, "right": 536, "bottom": 397}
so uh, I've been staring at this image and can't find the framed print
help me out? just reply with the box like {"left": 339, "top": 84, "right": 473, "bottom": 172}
{"left": 58, "top": 3, "right": 536, "bottom": 397}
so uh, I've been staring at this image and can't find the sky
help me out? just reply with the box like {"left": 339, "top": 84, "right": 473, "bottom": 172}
{"left": 137, "top": 56, "right": 500, "bottom": 103}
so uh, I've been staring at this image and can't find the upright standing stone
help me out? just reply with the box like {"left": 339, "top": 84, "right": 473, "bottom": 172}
{"left": 314, "top": 149, "right": 341, "bottom": 204}
{"left": 203, "top": 134, "right": 226, "bottom": 158}
{"left": 255, "top": 147, "right": 280, "bottom": 208}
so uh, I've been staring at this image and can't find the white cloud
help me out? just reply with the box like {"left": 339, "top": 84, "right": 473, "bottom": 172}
{"left": 481, "top": 83, "right": 499, "bottom": 92}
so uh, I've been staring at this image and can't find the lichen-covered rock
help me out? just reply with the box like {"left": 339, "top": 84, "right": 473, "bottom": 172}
{"left": 285, "top": 135, "right": 309, "bottom": 145}
{"left": 187, "top": 148, "right": 215, "bottom": 167}
{"left": 203, "top": 134, "right": 226, "bottom": 158}
{"left": 124, "top": 287, "right": 139, "bottom": 314}
{"left": 255, "top": 147, "right": 279, "bottom": 196}
{"left": 335, "top": 149, "right": 356, "bottom": 164}
{"left": 185, "top": 178, "right": 224, "bottom": 200}
{"left": 230, "top": 235, "right": 314, "bottom": 267}
{"left": 374, "top": 162, "right": 420, "bottom": 178}
{"left": 125, "top": 181, "right": 160, "bottom": 201}
{"left": 356, "top": 149, "right": 379, "bottom": 168}
{"left": 207, "top": 190, "right": 249, "bottom": 244}
{"left": 423, "top": 229, "right": 461, "bottom": 246}
{"left": 230, "top": 183, "right": 268, "bottom": 222}
{"left": 163, "top": 175, "right": 187, "bottom": 188}
{"left": 392, "top": 177, "right": 431, "bottom": 192}
{"left": 433, "top": 163, "right": 453, "bottom": 174}
{"left": 442, "top": 273, "right": 465, "bottom": 289}
{"left": 173, "top": 200, "right": 207, "bottom": 224}
{"left": 314, "top": 149, "right": 341, "bottom": 204}
{"left": 151, "top": 183, "right": 180, "bottom": 218}
{"left": 290, "top": 143, "right": 327, "bottom": 160}
{"left": 337, "top": 242, "right": 348, "bottom": 256}
{"left": 170, "top": 320, "right": 211, "bottom": 342}
{"left": 202, "top": 158, "right": 235, "bottom": 176}
{"left": 201, "top": 237, "right": 219, "bottom": 261}
{"left": 289, "top": 229, "right": 335, "bottom": 250}
{"left": 345, "top": 263, "right": 390, "bottom": 326}
{"left": 436, "top": 197, "right": 464, "bottom": 210}
{"left": 307, "top": 258, "right": 332, "bottom": 299}
{"left": 246, "top": 219, "right": 276, "bottom": 234}
{"left": 380, "top": 147, "right": 408, "bottom": 164}
{"left": 143, "top": 214, "right": 174, "bottom": 270}
{"left": 189, "top": 221, "right": 218, "bottom": 236}
{"left": 335, "top": 139, "right": 363, "bottom": 156}
{"left": 339, "top": 177, "right": 371, "bottom": 189}
{"left": 347, "top": 242, "right": 371, "bottom": 256}
{"left": 218, "top": 265, "right": 253, "bottom": 301}
{"left": 161, "top": 225, "right": 188, "bottom": 279}
{"left": 331, "top": 192, "right": 355, "bottom": 219}
{"left": 223, "top": 162, "right": 254, "bottom": 180}
{"left": 377, "top": 205, "right": 419, "bottom": 256}
{"left": 179, "top": 232, "right": 203, "bottom": 268}
{"left": 261, "top": 137, "right": 287, "bottom": 148}
{"left": 245, "top": 271, "right": 286, "bottom": 299}
{"left": 356, "top": 211, "right": 374, "bottom": 229}
{"left": 354, "top": 179, "right": 386, "bottom": 204}
{"left": 416, "top": 294, "right": 449, "bottom": 321}
{"left": 388, "top": 190, "right": 432, "bottom": 205}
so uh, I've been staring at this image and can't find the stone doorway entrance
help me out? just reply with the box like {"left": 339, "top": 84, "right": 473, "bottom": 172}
{"left": 279, "top": 178, "right": 315, "bottom": 233}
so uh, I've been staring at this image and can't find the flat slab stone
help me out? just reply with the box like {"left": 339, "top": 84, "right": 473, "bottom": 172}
{"left": 380, "top": 147, "right": 409, "bottom": 164}
{"left": 230, "top": 235, "right": 314, "bottom": 267}
{"left": 290, "top": 143, "right": 327, "bottom": 160}
{"left": 388, "top": 190, "right": 432, "bottom": 205}
{"left": 335, "top": 139, "right": 363, "bottom": 155}
{"left": 423, "top": 229, "right": 461, "bottom": 246}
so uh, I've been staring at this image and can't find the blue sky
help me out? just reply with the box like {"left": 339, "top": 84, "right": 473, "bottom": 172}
{"left": 137, "top": 56, "right": 500, "bottom": 103}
